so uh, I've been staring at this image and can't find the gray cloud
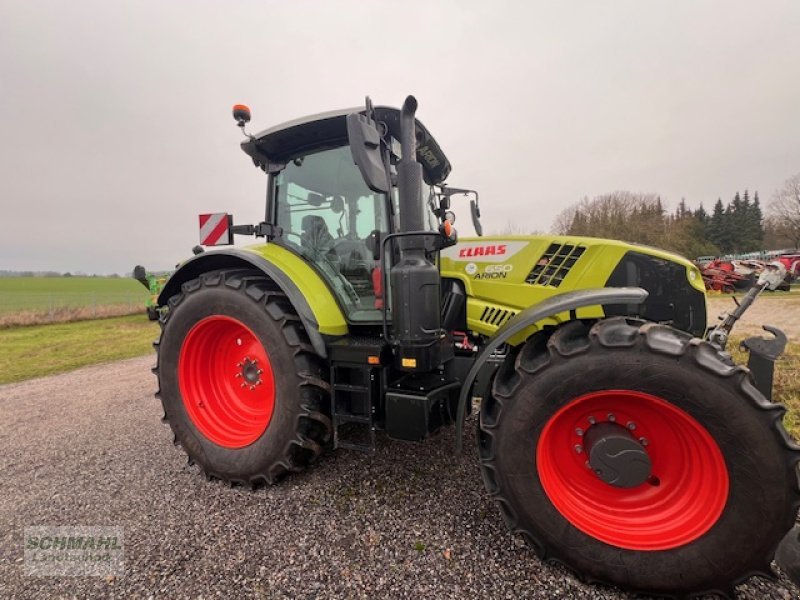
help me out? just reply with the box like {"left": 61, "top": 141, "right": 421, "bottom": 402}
{"left": 1, "top": 0, "right": 798, "bottom": 273}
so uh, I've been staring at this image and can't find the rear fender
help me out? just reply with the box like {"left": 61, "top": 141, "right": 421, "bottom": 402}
{"left": 455, "top": 286, "right": 648, "bottom": 452}
{"left": 158, "top": 248, "right": 347, "bottom": 358}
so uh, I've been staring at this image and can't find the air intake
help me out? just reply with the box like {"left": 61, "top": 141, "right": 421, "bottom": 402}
{"left": 526, "top": 243, "right": 586, "bottom": 287}
{"left": 479, "top": 306, "right": 517, "bottom": 327}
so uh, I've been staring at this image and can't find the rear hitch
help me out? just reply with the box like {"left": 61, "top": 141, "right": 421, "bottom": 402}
{"left": 741, "top": 326, "right": 787, "bottom": 402}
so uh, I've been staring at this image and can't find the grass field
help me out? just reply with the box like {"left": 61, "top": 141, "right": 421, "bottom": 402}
{"left": 0, "top": 276, "right": 148, "bottom": 311}
{"left": 0, "top": 277, "right": 150, "bottom": 326}
{"left": 0, "top": 315, "right": 158, "bottom": 384}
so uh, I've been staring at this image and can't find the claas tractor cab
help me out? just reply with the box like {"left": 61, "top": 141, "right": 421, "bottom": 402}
{"left": 151, "top": 95, "right": 798, "bottom": 598}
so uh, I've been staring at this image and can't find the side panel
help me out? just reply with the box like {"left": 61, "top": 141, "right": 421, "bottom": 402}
{"left": 440, "top": 235, "right": 705, "bottom": 343}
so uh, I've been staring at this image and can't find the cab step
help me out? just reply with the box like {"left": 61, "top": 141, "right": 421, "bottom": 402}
{"left": 327, "top": 337, "right": 390, "bottom": 454}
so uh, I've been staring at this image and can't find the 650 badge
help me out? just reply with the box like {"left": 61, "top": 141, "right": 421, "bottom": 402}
{"left": 474, "top": 264, "right": 513, "bottom": 280}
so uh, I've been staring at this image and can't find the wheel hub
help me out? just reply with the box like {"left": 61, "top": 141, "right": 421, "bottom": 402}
{"left": 584, "top": 422, "right": 652, "bottom": 488}
{"left": 238, "top": 357, "right": 262, "bottom": 387}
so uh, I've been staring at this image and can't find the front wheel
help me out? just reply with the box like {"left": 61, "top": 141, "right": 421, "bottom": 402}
{"left": 479, "top": 318, "right": 800, "bottom": 598}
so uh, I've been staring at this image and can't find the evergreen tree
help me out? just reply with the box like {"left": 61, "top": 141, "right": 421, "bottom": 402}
{"left": 751, "top": 191, "right": 764, "bottom": 249}
{"left": 676, "top": 198, "right": 690, "bottom": 219}
{"left": 709, "top": 198, "right": 730, "bottom": 253}
{"left": 694, "top": 203, "right": 708, "bottom": 224}
{"left": 731, "top": 191, "right": 747, "bottom": 252}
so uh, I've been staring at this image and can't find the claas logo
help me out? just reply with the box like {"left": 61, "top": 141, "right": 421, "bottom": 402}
{"left": 459, "top": 244, "right": 507, "bottom": 258}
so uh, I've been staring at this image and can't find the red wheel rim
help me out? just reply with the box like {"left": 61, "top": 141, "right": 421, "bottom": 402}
{"left": 537, "top": 390, "right": 729, "bottom": 550}
{"left": 178, "top": 316, "right": 275, "bottom": 448}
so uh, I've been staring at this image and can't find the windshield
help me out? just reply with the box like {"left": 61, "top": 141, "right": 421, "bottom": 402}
{"left": 274, "top": 145, "right": 390, "bottom": 321}
{"left": 390, "top": 182, "right": 439, "bottom": 230}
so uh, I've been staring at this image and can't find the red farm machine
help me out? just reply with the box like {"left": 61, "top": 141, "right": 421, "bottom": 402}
{"left": 699, "top": 254, "right": 799, "bottom": 293}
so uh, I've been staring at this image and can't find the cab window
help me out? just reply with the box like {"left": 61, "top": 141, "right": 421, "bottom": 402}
{"left": 274, "top": 145, "right": 389, "bottom": 321}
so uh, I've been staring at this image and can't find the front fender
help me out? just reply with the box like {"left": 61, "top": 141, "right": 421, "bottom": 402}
{"left": 158, "top": 247, "right": 348, "bottom": 357}
{"left": 455, "top": 286, "right": 648, "bottom": 452}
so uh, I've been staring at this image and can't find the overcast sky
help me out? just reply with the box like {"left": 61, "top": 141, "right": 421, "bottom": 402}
{"left": 1, "top": 1, "right": 799, "bottom": 273}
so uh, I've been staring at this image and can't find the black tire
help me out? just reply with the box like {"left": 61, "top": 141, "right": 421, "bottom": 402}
{"left": 479, "top": 317, "right": 800, "bottom": 598}
{"left": 153, "top": 269, "right": 332, "bottom": 486}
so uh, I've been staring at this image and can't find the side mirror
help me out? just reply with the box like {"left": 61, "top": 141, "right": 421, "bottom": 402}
{"left": 347, "top": 112, "right": 390, "bottom": 193}
{"left": 307, "top": 192, "right": 325, "bottom": 207}
{"left": 470, "top": 199, "right": 483, "bottom": 236}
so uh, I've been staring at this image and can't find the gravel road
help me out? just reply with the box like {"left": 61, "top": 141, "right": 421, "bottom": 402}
{"left": 0, "top": 355, "right": 798, "bottom": 599}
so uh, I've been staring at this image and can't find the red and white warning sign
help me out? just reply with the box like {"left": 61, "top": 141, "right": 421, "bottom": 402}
{"left": 199, "top": 213, "right": 233, "bottom": 246}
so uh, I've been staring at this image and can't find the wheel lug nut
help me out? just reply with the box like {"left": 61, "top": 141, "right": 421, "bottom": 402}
{"left": 249, "top": 385, "right": 256, "bottom": 391}
{"left": 240, "top": 383, "right": 246, "bottom": 388}
{"left": 627, "top": 421, "right": 636, "bottom": 430}
{"left": 584, "top": 460, "right": 591, "bottom": 468}
{"left": 639, "top": 437, "right": 648, "bottom": 446}
{"left": 574, "top": 444, "right": 583, "bottom": 453}
{"left": 257, "top": 369, "right": 263, "bottom": 375}
{"left": 607, "top": 413, "right": 616, "bottom": 422}
{"left": 587, "top": 416, "right": 596, "bottom": 425}
{"left": 575, "top": 428, "right": 584, "bottom": 437}
{"left": 235, "top": 373, "right": 242, "bottom": 378}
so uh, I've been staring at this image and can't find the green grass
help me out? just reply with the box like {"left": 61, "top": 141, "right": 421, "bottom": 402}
{"left": 0, "top": 277, "right": 148, "bottom": 313}
{"left": 0, "top": 315, "right": 158, "bottom": 384}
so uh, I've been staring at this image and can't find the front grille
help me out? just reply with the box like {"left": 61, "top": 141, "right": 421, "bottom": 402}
{"left": 479, "top": 306, "right": 517, "bottom": 327}
{"left": 525, "top": 243, "right": 586, "bottom": 287}
{"left": 604, "top": 250, "right": 706, "bottom": 337}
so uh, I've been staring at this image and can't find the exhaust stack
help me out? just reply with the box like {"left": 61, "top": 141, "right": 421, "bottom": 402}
{"left": 390, "top": 96, "right": 444, "bottom": 371}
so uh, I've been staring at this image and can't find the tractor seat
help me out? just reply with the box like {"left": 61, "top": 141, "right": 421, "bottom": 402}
{"left": 301, "top": 215, "right": 334, "bottom": 257}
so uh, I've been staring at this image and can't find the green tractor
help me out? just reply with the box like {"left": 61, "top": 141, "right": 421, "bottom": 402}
{"left": 152, "top": 96, "right": 798, "bottom": 597}
{"left": 132, "top": 265, "right": 170, "bottom": 321}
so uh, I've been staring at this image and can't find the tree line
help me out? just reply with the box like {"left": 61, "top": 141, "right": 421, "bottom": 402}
{"left": 552, "top": 172, "right": 800, "bottom": 259}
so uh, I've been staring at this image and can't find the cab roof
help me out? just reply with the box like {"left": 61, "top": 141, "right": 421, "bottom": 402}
{"left": 241, "top": 106, "right": 451, "bottom": 185}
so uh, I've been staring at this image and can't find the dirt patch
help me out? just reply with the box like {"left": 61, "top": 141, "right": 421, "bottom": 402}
{"left": 0, "top": 303, "right": 143, "bottom": 328}
{"left": 706, "top": 291, "right": 800, "bottom": 340}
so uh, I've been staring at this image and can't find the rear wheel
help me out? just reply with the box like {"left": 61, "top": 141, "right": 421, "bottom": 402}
{"left": 479, "top": 318, "right": 800, "bottom": 598}
{"left": 154, "top": 269, "right": 332, "bottom": 485}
